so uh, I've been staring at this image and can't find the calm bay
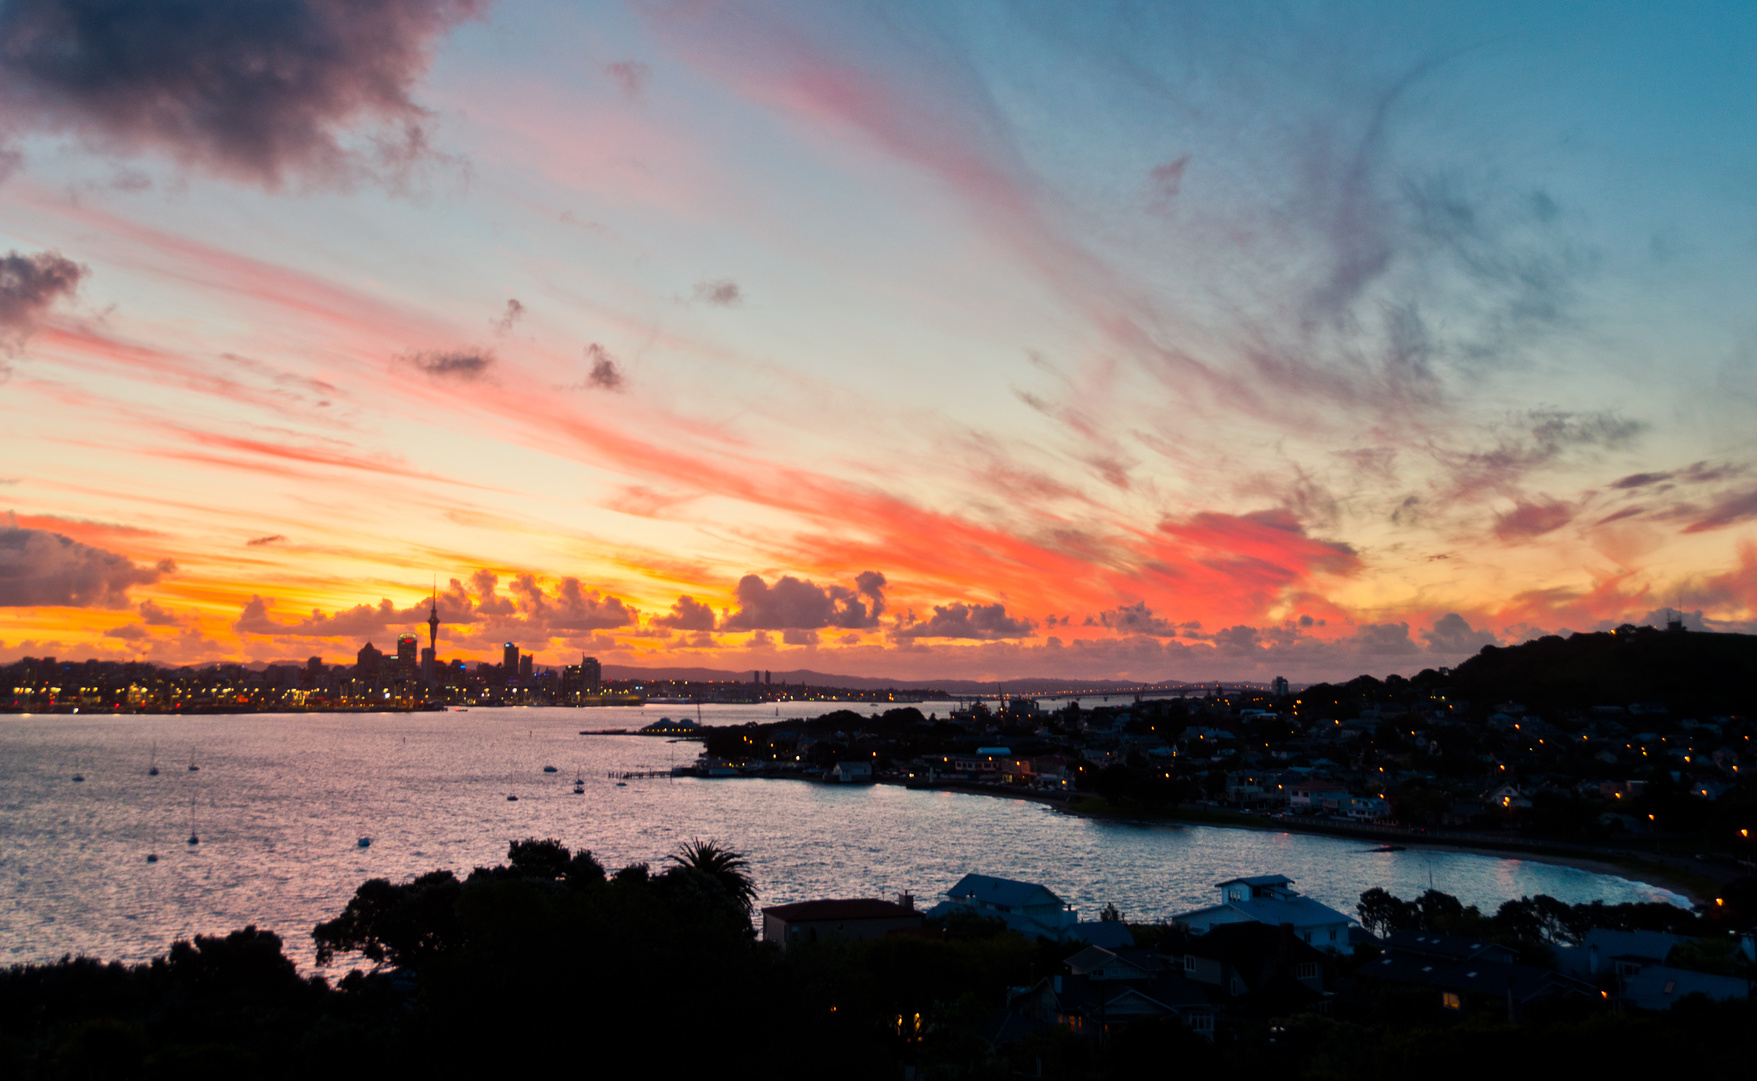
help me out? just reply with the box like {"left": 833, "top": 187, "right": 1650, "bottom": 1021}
{"left": 2, "top": 706, "right": 1687, "bottom": 971}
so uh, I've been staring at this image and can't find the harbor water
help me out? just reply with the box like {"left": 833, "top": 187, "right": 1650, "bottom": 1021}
{"left": 2, "top": 706, "right": 1688, "bottom": 971}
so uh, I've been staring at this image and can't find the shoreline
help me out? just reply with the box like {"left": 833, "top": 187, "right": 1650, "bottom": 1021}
{"left": 856, "top": 775, "right": 1717, "bottom": 905}
{"left": 1048, "top": 798, "right": 1719, "bottom": 905}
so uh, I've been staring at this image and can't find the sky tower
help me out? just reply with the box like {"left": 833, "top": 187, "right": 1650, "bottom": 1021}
{"left": 422, "top": 579, "right": 440, "bottom": 686}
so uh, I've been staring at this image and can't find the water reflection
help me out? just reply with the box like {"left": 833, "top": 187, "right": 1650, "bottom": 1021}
{"left": 1, "top": 708, "right": 1686, "bottom": 970}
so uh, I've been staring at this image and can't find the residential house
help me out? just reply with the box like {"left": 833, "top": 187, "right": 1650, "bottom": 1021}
{"left": 1172, "top": 875, "right": 1354, "bottom": 951}
{"left": 761, "top": 897, "right": 923, "bottom": 949}
{"left": 1554, "top": 929, "right": 1693, "bottom": 981}
{"left": 1008, "top": 946, "right": 1216, "bottom": 1040}
{"left": 1482, "top": 782, "right": 1532, "bottom": 811}
{"left": 829, "top": 761, "right": 873, "bottom": 783}
{"left": 1345, "top": 794, "right": 1391, "bottom": 820}
{"left": 924, "top": 873, "right": 1080, "bottom": 940}
{"left": 1287, "top": 781, "right": 1350, "bottom": 813}
{"left": 1364, "top": 934, "right": 1596, "bottom": 1015}
{"left": 1381, "top": 930, "right": 1518, "bottom": 968}
{"left": 1179, "top": 922, "right": 1330, "bottom": 1015}
{"left": 1619, "top": 966, "right": 1750, "bottom": 1010}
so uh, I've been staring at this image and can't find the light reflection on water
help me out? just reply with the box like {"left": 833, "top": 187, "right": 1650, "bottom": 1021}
{"left": 2, "top": 707, "right": 1687, "bottom": 970}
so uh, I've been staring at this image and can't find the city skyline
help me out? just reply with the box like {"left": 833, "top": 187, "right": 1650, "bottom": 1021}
{"left": 5, "top": 2, "right": 1757, "bottom": 682}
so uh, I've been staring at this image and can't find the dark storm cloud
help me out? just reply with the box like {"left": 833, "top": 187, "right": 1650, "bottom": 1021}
{"left": 896, "top": 601, "right": 1035, "bottom": 640}
{"left": 653, "top": 594, "right": 716, "bottom": 631}
{"left": 722, "top": 571, "right": 884, "bottom": 631}
{"left": 0, "top": 514, "right": 170, "bottom": 607}
{"left": 0, "top": 249, "right": 85, "bottom": 352}
{"left": 0, "top": 0, "right": 485, "bottom": 188}
{"left": 407, "top": 347, "right": 494, "bottom": 380}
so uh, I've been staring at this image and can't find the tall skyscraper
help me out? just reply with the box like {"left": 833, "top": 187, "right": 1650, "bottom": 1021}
{"left": 356, "top": 642, "right": 382, "bottom": 681}
{"left": 397, "top": 635, "right": 418, "bottom": 678}
{"left": 582, "top": 656, "right": 602, "bottom": 691}
{"left": 518, "top": 654, "right": 533, "bottom": 680}
{"left": 504, "top": 642, "right": 519, "bottom": 675}
{"left": 1271, "top": 676, "right": 1290, "bottom": 697}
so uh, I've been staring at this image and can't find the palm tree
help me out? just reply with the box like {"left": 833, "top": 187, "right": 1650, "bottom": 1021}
{"left": 670, "top": 838, "right": 757, "bottom": 914}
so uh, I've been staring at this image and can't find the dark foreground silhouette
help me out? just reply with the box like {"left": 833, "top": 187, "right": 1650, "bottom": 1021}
{"left": 3, "top": 839, "right": 1752, "bottom": 1079}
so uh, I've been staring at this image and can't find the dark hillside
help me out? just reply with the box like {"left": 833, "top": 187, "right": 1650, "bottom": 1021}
{"left": 1443, "top": 627, "right": 1757, "bottom": 717}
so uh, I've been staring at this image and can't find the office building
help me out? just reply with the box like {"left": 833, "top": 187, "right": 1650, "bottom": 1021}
{"left": 356, "top": 642, "right": 383, "bottom": 681}
{"left": 504, "top": 642, "right": 519, "bottom": 674}
{"left": 582, "top": 656, "right": 602, "bottom": 691}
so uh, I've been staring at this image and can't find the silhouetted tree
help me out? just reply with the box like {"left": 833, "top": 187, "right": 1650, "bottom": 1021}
{"left": 669, "top": 838, "right": 757, "bottom": 914}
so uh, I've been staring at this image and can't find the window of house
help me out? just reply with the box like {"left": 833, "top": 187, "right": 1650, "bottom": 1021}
{"left": 1442, "top": 992, "right": 1462, "bottom": 1010}
{"left": 1297, "top": 963, "right": 1318, "bottom": 980}
{"left": 1184, "top": 955, "right": 1196, "bottom": 972}
{"left": 1192, "top": 1013, "right": 1213, "bottom": 1032}
{"left": 1230, "top": 976, "right": 1246, "bottom": 996}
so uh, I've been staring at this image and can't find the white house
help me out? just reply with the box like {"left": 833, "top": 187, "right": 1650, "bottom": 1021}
{"left": 923, "top": 873, "right": 1080, "bottom": 939}
{"left": 1172, "top": 875, "right": 1354, "bottom": 951}
{"left": 830, "top": 761, "right": 873, "bottom": 783}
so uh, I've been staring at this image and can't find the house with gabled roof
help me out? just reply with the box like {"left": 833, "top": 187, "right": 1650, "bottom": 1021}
{"left": 760, "top": 897, "right": 923, "bottom": 949}
{"left": 1179, "top": 922, "right": 1330, "bottom": 1015}
{"left": 1382, "top": 930, "right": 1518, "bottom": 967}
{"left": 1172, "top": 875, "right": 1354, "bottom": 951}
{"left": 923, "top": 873, "right": 1079, "bottom": 939}
{"left": 1619, "top": 965, "right": 1750, "bottom": 1010}
{"left": 1008, "top": 945, "right": 1216, "bottom": 1040}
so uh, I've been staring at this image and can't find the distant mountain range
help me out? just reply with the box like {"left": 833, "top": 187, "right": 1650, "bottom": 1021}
{"left": 599, "top": 664, "right": 1204, "bottom": 696}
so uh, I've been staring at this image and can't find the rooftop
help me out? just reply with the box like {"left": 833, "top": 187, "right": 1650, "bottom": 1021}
{"left": 762, "top": 898, "right": 917, "bottom": 922}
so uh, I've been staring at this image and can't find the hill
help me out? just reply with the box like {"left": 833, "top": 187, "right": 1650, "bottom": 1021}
{"left": 1441, "top": 626, "right": 1757, "bottom": 717}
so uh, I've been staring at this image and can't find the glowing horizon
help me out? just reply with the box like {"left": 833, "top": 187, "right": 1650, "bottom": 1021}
{"left": 5, "top": 1, "right": 1757, "bottom": 683}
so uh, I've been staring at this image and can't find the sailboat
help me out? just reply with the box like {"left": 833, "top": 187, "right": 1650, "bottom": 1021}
{"left": 188, "top": 748, "right": 200, "bottom": 772}
{"left": 148, "top": 741, "right": 159, "bottom": 776}
{"left": 186, "top": 800, "right": 199, "bottom": 845}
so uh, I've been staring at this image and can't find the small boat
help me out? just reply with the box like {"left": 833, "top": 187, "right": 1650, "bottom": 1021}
{"left": 187, "top": 801, "right": 199, "bottom": 845}
{"left": 357, "top": 837, "right": 372, "bottom": 848}
{"left": 188, "top": 749, "right": 199, "bottom": 772}
{"left": 507, "top": 795, "right": 519, "bottom": 801}
{"left": 615, "top": 781, "right": 627, "bottom": 787}
{"left": 71, "top": 774, "right": 84, "bottom": 783}
{"left": 573, "top": 783, "right": 585, "bottom": 794}
{"left": 149, "top": 741, "right": 159, "bottom": 776}
{"left": 542, "top": 765, "right": 558, "bottom": 773}
{"left": 1369, "top": 844, "right": 1406, "bottom": 853}
{"left": 146, "top": 853, "right": 159, "bottom": 863}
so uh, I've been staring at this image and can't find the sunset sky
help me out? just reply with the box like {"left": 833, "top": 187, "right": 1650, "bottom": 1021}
{"left": 4, "top": 0, "right": 1757, "bottom": 682}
